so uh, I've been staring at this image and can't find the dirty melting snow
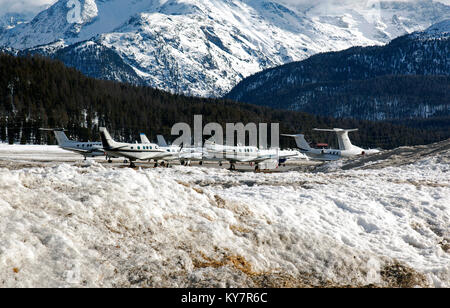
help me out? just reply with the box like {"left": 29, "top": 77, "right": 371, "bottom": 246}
{"left": 0, "top": 159, "right": 449, "bottom": 287}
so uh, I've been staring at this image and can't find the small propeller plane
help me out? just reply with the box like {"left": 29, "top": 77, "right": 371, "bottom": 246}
{"left": 203, "top": 137, "right": 300, "bottom": 171}
{"left": 40, "top": 128, "right": 105, "bottom": 160}
{"left": 99, "top": 127, "right": 168, "bottom": 168}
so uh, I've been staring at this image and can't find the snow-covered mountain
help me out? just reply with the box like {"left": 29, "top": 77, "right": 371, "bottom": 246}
{"left": 225, "top": 24, "right": 450, "bottom": 121}
{"left": 1, "top": 0, "right": 449, "bottom": 97}
{"left": 0, "top": 13, "right": 30, "bottom": 31}
{"left": 0, "top": 2, "right": 54, "bottom": 31}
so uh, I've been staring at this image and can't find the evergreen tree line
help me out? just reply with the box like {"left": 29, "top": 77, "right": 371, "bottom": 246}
{"left": 0, "top": 53, "right": 447, "bottom": 150}
{"left": 251, "top": 75, "right": 450, "bottom": 121}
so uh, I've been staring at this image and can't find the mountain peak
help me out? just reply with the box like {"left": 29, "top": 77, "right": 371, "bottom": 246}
{"left": 1, "top": 0, "right": 449, "bottom": 97}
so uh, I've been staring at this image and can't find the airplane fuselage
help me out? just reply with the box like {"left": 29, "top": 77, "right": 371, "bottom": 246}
{"left": 204, "top": 144, "right": 260, "bottom": 163}
{"left": 104, "top": 143, "right": 166, "bottom": 161}
{"left": 301, "top": 146, "right": 380, "bottom": 161}
{"left": 60, "top": 142, "right": 105, "bottom": 157}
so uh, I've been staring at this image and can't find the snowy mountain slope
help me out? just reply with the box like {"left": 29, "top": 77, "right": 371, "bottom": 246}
{"left": 0, "top": 141, "right": 448, "bottom": 287}
{"left": 0, "top": 13, "right": 31, "bottom": 31}
{"left": 1, "top": 0, "right": 450, "bottom": 96}
{"left": 419, "top": 18, "right": 450, "bottom": 37}
{"left": 53, "top": 40, "right": 145, "bottom": 85}
{"left": 225, "top": 24, "right": 450, "bottom": 121}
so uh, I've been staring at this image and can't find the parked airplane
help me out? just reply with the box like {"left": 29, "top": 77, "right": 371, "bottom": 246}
{"left": 40, "top": 128, "right": 105, "bottom": 160}
{"left": 203, "top": 137, "right": 299, "bottom": 171}
{"left": 153, "top": 135, "right": 205, "bottom": 166}
{"left": 140, "top": 133, "right": 180, "bottom": 166}
{"left": 100, "top": 127, "right": 167, "bottom": 167}
{"left": 142, "top": 133, "right": 302, "bottom": 169}
{"left": 283, "top": 128, "right": 380, "bottom": 161}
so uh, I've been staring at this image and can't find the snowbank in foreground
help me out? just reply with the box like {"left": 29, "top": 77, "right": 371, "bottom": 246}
{"left": 0, "top": 158, "right": 448, "bottom": 287}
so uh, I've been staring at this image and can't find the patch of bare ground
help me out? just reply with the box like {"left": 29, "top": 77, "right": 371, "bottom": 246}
{"left": 177, "top": 180, "right": 204, "bottom": 194}
{"left": 439, "top": 239, "right": 450, "bottom": 253}
{"left": 191, "top": 252, "right": 317, "bottom": 287}
{"left": 389, "top": 179, "right": 449, "bottom": 188}
{"left": 213, "top": 195, "right": 254, "bottom": 218}
{"left": 380, "top": 261, "right": 429, "bottom": 288}
{"left": 191, "top": 252, "right": 429, "bottom": 288}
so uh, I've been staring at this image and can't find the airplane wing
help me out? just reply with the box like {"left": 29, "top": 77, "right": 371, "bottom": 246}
{"left": 105, "top": 145, "right": 128, "bottom": 151}
{"left": 60, "top": 146, "right": 105, "bottom": 154}
{"left": 313, "top": 128, "right": 359, "bottom": 132}
{"left": 278, "top": 153, "right": 300, "bottom": 159}
{"left": 306, "top": 153, "right": 340, "bottom": 161}
{"left": 60, "top": 147, "right": 92, "bottom": 154}
{"left": 150, "top": 152, "right": 177, "bottom": 160}
{"left": 238, "top": 155, "right": 275, "bottom": 163}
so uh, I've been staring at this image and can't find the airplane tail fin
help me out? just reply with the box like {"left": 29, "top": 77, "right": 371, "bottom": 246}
{"left": 282, "top": 134, "right": 311, "bottom": 151}
{"left": 99, "top": 127, "right": 119, "bottom": 149}
{"left": 53, "top": 131, "right": 72, "bottom": 146}
{"left": 140, "top": 133, "right": 151, "bottom": 144}
{"left": 313, "top": 128, "right": 358, "bottom": 151}
{"left": 157, "top": 135, "right": 168, "bottom": 147}
{"left": 39, "top": 128, "right": 72, "bottom": 145}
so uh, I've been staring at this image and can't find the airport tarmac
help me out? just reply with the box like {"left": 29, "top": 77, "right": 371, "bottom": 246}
{"left": 0, "top": 144, "right": 320, "bottom": 172}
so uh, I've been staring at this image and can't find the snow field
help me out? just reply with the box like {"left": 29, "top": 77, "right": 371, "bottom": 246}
{"left": 0, "top": 154, "right": 448, "bottom": 287}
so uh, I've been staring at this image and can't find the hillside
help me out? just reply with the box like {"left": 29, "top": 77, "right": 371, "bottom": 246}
{"left": 226, "top": 23, "right": 450, "bottom": 122}
{"left": 0, "top": 53, "right": 447, "bottom": 149}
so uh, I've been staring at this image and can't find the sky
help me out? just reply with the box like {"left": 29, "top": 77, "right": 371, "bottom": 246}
{"left": 0, "top": 0, "right": 57, "bottom": 17}
{"left": 0, "top": 0, "right": 449, "bottom": 18}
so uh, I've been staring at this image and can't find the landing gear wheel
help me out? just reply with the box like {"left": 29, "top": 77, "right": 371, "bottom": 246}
{"left": 199, "top": 161, "right": 203, "bottom": 166}
{"left": 219, "top": 162, "right": 223, "bottom": 167}
{"left": 154, "top": 163, "right": 158, "bottom": 168}
{"left": 130, "top": 162, "right": 136, "bottom": 168}
{"left": 108, "top": 160, "right": 113, "bottom": 164}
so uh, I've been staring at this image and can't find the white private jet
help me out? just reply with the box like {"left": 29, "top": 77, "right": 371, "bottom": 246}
{"left": 100, "top": 127, "right": 168, "bottom": 167}
{"left": 283, "top": 128, "right": 380, "bottom": 161}
{"left": 40, "top": 128, "right": 105, "bottom": 160}
{"left": 203, "top": 137, "right": 299, "bottom": 171}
